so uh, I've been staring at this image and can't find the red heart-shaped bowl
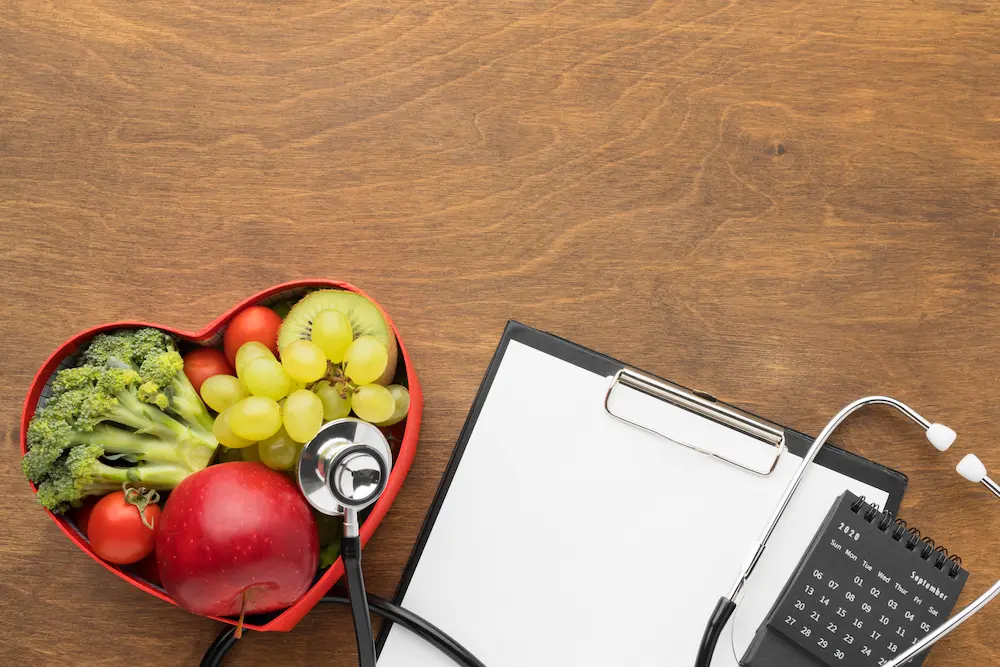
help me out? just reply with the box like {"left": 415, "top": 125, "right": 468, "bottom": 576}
{"left": 19, "top": 279, "right": 421, "bottom": 632}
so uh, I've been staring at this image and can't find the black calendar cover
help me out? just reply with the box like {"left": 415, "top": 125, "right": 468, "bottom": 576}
{"left": 742, "top": 491, "right": 969, "bottom": 667}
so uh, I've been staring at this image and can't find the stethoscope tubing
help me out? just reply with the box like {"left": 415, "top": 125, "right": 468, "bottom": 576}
{"left": 694, "top": 397, "right": 927, "bottom": 667}
{"left": 199, "top": 591, "right": 488, "bottom": 667}
{"left": 342, "top": 534, "right": 378, "bottom": 667}
{"left": 883, "top": 579, "right": 1000, "bottom": 666}
{"left": 728, "top": 396, "right": 930, "bottom": 602}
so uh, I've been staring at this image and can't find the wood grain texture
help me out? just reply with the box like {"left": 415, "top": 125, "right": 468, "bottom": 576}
{"left": 1, "top": 1, "right": 998, "bottom": 665}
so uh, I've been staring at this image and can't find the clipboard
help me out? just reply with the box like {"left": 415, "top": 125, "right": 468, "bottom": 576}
{"left": 376, "top": 322, "right": 908, "bottom": 666}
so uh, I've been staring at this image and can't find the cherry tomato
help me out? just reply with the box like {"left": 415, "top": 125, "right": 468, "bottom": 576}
{"left": 184, "top": 347, "right": 234, "bottom": 394}
{"left": 223, "top": 306, "right": 283, "bottom": 366}
{"left": 88, "top": 490, "right": 160, "bottom": 565}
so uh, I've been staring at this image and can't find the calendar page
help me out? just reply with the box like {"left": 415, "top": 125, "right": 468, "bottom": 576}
{"left": 743, "top": 492, "right": 968, "bottom": 667}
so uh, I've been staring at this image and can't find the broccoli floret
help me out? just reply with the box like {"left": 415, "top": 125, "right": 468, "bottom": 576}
{"left": 36, "top": 444, "right": 193, "bottom": 514}
{"left": 50, "top": 367, "right": 208, "bottom": 445}
{"left": 84, "top": 328, "right": 216, "bottom": 436}
{"left": 23, "top": 413, "right": 75, "bottom": 483}
{"left": 81, "top": 327, "right": 168, "bottom": 368}
{"left": 23, "top": 329, "right": 219, "bottom": 512}
{"left": 137, "top": 345, "right": 216, "bottom": 434}
{"left": 35, "top": 447, "right": 122, "bottom": 513}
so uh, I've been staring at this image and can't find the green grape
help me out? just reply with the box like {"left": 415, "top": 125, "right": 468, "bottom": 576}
{"left": 235, "top": 341, "right": 275, "bottom": 378}
{"left": 200, "top": 374, "right": 249, "bottom": 413}
{"left": 281, "top": 340, "right": 328, "bottom": 383}
{"left": 351, "top": 384, "right": 395, "bottom": 423}
{"left": 258, "top": 427, "right": 302, "bottom": 471}
{"left": 243, "top": 357, "right": 292, "bottom": 400}
{"left": 229, "top": 396, "right": 283, "bottom": 441}
{"left": 315, "top": 380, "right": 352, "bottom": 421}
{"left": 283, "top": 389, "right": 324, "bottom": 443}
{"left": 241, "top": 443, "right": 261, "bottom": 463}
{"left": 288, "top": 378, "right": 308, "bottom": 394}
{"left": 311, "top": 309, "right": 354, "bottom": 363}
{"left": 212, "top": 407, "right": 255, "bottom": 449}
{"left": 342, "top": 336, "right": 388, "bottom": 385}
{"left": 376, "top": 384, "right": 411, "bottom": 426}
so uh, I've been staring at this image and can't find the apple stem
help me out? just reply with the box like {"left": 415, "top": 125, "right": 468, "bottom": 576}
{"left": 235, "top": 590, "right": 248, "bottom": 639}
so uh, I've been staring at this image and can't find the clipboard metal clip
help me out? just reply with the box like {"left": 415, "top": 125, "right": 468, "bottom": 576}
{"left": 604, "top": 368, "right": 786, "bottom": 475}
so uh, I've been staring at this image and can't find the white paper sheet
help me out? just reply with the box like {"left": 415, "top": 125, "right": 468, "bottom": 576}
{"left": 378, "top": 341, "right": 890, "bottom": 667}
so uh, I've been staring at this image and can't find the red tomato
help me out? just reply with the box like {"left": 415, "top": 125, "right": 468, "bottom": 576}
{"left": 183, "top": 347, "right": 234, "bottom": 393}
{"left": 223, "top": 306, "right": 283, "bottom": 366}
{"left": 88, "top": 490, "right": 160, "bottom": 565}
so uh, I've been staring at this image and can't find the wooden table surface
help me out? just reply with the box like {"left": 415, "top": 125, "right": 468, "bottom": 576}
{"left": 2, "top": 1, "right": 998, "bottom": 665}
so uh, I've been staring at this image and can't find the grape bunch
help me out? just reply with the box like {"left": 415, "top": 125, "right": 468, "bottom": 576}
{"left": 203, "top": 308, "right": 409, "bottom": 473}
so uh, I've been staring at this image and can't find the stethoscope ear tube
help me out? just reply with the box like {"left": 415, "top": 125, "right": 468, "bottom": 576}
{"left": 693, "top": 597, "right": 735, "bottom": 667}
{"left": 695, "top": 396, "right": 1000, "bottom": 667}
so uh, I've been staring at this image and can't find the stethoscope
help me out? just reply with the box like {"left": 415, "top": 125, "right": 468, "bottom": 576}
{"left": 202, "top": 401, "right": 999, "bottom": 667}
{"left": 200, "top": 418, "right": 485, "bottom": 667}
{"left": 694, "top": 396, "right": 1000, "bottom": 667}
{"left": 294, "top": 418, "right": 486, "bottom": 667}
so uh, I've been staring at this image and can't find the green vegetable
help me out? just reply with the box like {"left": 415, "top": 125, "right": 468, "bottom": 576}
{"left": 23, "top": 328, "right": 218, "bottom": 513}
{"left": 82, "top": 327, "right": 216, "bottom": 433}
{"left": 315, "top": 512, "right": 343, "bottom": 569}
{"left": 319, "top": 539, "right": 342, "bottom": 570}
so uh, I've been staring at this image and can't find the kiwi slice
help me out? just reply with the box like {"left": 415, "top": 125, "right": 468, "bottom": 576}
{"left": 278, "top": 290, "right": 398, "bottom": 385}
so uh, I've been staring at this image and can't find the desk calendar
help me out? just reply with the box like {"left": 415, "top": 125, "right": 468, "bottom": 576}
{"left": 743, "top": 492, "right": 969, "bottom": 666}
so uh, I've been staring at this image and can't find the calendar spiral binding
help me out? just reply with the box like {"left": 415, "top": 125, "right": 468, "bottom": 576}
{"left": 849, "top": 496, "right": 963, "bottom": 578}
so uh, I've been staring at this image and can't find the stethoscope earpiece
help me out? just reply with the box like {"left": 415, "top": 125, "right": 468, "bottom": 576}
{"left": 957, "top": 453, "right": 1000, "bottom": 501}
{"left": 926, "top": 423, "right": 957, "bottom": 451}
{"left": 957, "top": 454, "right": 987, "bottom": 483}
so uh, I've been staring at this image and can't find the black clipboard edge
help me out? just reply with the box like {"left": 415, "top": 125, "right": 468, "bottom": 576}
{"left": 376, "top": 321, "right": 908, "bottom": 653}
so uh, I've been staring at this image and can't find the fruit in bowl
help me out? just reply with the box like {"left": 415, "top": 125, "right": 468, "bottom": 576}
{"left": 278, "top": 289, "right": 398, "bottom": 385}
{"left": 157, "top": 462, "right": 318, "bottom": 617}
{"left": 18, "top": 280, "right": 422, "bottom": 633}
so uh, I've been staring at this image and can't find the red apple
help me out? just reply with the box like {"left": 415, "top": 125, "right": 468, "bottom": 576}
{"left": 156, "top": 462, "right": 318, "bottom": 617}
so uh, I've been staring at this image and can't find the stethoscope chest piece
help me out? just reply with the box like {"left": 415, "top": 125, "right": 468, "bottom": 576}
{"left": 297, "top": 418, "right": 392, "bottom": 517}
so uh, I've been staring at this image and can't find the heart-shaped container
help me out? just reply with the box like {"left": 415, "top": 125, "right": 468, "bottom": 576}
{"left": 19, "top": 279, "right": 421, "bottom": 632}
